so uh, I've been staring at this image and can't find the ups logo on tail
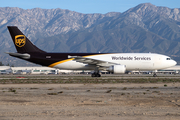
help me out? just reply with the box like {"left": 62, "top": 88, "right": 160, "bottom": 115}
{"left": 15, "top": 35, "right": 26, "bottom": 47}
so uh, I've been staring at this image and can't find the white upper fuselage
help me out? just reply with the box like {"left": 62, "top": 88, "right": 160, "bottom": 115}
{"left": 53, "top": 53, "right": 177, "bottom": 71}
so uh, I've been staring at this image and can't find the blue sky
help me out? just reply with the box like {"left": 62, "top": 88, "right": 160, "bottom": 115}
{"left": 0, "top": 0, "right": 180, "bottom": 14}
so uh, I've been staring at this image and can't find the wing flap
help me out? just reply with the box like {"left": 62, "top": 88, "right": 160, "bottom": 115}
{"left": 69, "top": 55, "right": 118, "bottom": 67}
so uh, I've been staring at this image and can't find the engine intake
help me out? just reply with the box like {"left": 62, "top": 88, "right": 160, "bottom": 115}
{"left": 107, "top": 65, "right": 126, "bottom": 74}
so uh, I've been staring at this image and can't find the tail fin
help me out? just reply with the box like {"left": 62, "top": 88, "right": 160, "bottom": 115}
{"left": 7, "top": 26, "right": 46, "bottom": 53}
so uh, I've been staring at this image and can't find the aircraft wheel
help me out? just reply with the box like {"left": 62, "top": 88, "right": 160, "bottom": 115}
{"left": 91, "top": 73, "right": 95, "bottom": 77}
{"left": 97, "top": 73, "right": 101, "bottom": 77}
{"left": 91, "top": 73, "right": 101, "bottom": 77}
{"left": 153, "top": 74, "right": 157, "bottom": 77}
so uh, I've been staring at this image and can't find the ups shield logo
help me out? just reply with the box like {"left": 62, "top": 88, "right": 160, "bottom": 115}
{"left": 15, "top": 35, "right": 26, "bottom": 47}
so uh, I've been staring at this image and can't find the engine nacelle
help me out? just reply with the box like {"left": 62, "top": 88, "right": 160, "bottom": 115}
{"left": 107, "top": 65, "right": 126, "bottom": 74}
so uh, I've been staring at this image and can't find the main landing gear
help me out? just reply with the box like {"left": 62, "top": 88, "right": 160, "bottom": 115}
{"left": 91, "top": 68, "right": 101, "bottom": 77}
{"left": 91, "top": 72, "right": 101, "bottom": 77}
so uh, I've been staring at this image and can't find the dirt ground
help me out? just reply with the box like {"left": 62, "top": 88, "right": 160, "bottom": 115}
{"left": 0, "top": 83, "right": 180, "bottom": 120}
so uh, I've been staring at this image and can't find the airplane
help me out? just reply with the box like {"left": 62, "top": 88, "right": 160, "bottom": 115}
{"left": 7, "top": 26, "right": 177, "bottom": 77}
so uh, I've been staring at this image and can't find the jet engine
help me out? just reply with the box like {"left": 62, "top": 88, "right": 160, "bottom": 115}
{"left": 107, "top": 65, "right": 126, "bottom": 74}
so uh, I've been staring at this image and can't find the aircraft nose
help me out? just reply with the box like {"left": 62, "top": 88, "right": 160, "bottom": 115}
{"left": 172, "top": 60, "right": 177, "bottom": 66}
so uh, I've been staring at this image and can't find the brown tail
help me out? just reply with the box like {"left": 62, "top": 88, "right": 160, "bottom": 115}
{"left": 7, "top": 26, "right": 46, "bottom": 53}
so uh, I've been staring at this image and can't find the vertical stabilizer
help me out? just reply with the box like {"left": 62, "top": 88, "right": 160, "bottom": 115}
{"left": 7, "top": 26, "right": 46, "bottom": 53}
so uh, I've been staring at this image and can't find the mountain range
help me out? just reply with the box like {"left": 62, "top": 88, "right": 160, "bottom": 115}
{"left": 1, "top": 3, "right": 180, "bottom": 66}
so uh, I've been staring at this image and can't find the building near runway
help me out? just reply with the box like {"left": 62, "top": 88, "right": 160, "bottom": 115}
{"left": 0, "top": 66, "right": 12, "bottom": 74}
{"left": 158, "top": 65, "right": 180, "bottom": 74}
{"left": 129, "top": 65, "right": 180, "bottom": 74}
{"left": 0, "top": 65, "right": 180, "bottom": 75}
{"left": 0, "top": 66, "right": 74, "bottom": 75}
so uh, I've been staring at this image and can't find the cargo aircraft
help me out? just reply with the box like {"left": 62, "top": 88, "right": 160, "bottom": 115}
{"left": 7, "top": 26, "right": 177, "bottom": 77}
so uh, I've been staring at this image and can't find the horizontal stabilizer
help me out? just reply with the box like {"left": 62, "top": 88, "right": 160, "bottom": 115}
{"left": 6, "top": 52, "right": 30, "bottom": 59}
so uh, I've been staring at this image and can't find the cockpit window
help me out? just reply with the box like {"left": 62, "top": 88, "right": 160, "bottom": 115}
{"left": 166, "top": 58, "right": 171, "bottom": 60}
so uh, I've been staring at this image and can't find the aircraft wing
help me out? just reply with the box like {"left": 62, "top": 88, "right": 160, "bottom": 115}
{"left": 68, "top": 55, "right": 118, "bottom": 67}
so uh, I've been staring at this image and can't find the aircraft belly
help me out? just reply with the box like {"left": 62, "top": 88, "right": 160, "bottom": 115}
{"left": 53, "top": 61, "right": 95, "bottom": 70}
{"left": 122, "top": 61, "right": 154, "bottom": 71}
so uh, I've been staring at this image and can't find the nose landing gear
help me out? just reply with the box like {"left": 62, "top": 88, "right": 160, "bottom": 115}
{"left": 153, "top": 73, "right": 157, "bottom": 77}
{"left": 153, "top": 70, "right": 157, "bottom": 77}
